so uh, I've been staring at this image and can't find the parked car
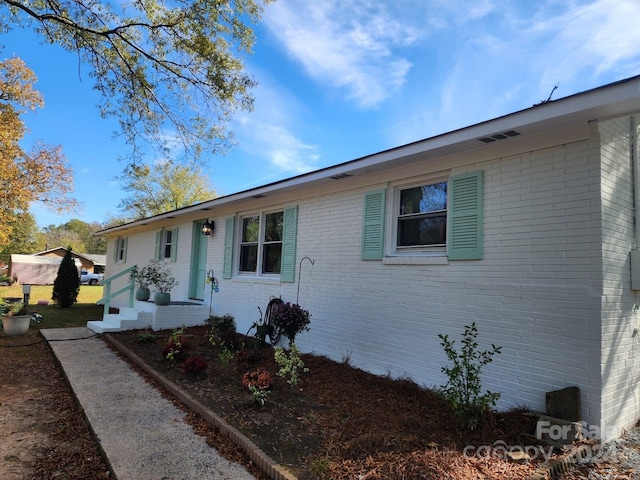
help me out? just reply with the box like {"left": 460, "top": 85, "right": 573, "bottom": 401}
{"left": 81, "top": 270, "right": 104, "bottom": 285}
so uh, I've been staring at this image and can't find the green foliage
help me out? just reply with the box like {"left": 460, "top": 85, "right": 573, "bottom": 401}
{"left": 247, "top": 384, "right": 270, "bottom": 406}
{"left": 274, "top": 343, "right": 309, "bottom": 387}
{"left": 309, "top": 456, "right": 331, "bottom": 479}
{"left": 2, "top": 0, "right": 273, "bottom": 165}
{"left": 207, "top": 314, "right": 237, "bottom": 336}
{"left": 217, "top": 343, "right": 234, "bottom": 364}
{"left": 118, "top": 161, "right": 218, "bottom": 219}
{"left": 438, "top": 322, "right": 502, "bottom": 430}
{"left": 163, "top": 327, "right": 187, "bottom": 361}
{"left": 51, "top": 247, "right": 80, "bottom": 308}
{"left": 137, "top": 330, "right": 156, "bottom": 343}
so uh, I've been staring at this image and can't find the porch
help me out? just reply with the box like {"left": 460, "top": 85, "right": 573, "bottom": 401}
{"left": 86, "top": 265, "right": 210, "bottom": 333}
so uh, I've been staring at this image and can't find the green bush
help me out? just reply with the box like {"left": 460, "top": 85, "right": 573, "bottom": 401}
{"left": 51, "top": 247, "right": 80, "bottom": 308}
{"left": 438, "top": 322, "right": 502, "bottom": 430}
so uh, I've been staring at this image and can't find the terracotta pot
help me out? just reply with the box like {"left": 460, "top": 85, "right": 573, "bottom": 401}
{"left": 2, "top": 315, "right": 31, "bottom": 336}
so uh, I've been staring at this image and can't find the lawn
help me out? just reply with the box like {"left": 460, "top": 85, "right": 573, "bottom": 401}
{"left": 0, "top": 284, "right": 104, "bottom": 329}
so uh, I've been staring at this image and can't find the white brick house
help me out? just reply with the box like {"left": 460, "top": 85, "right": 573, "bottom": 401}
{"left": 92, "top": 75, "right": 640, "bottom": 441}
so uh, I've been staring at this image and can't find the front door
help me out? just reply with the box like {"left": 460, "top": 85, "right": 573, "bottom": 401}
{"left": 189, "top": 221, "right": 208, "bottom": 300}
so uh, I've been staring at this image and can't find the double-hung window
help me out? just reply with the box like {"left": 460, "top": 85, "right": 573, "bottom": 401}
{"left": 114, "top": 237, "right": 128, "bottom": 263}
{"left": 155, "top": 227, "right": 179, "bottom": 262}
{"left": 239, "top": 211, "right": 284, "bottom": 274}
{"left": 396, "top": 181, "right": 447, "bottom": 251}
{"left": 362, "top": 171, "right": 483, "bottom": 261}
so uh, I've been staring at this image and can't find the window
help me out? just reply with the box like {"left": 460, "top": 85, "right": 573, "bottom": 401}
{"left": 155, "top": 227, "right": 178, "bottom": 262}
{"left": 239, "top": 211, "right": 283, "bottom": 274}
{"left": 114, "top": 237, "right": 127, "bottom": 263}
{"left": 361, "top": 171, "right": 483, "bottom": 261}
{"left": 397, "top": 181, "right": 447, "bottom": 249}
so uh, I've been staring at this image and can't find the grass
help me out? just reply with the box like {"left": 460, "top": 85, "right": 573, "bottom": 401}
{"left": 0, "top": 284, "right": 104, "bottom": 329}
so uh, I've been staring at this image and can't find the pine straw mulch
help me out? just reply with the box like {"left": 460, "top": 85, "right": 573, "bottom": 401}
{"left": 109, "top": 325, "right": 556, "bottom": 480}
{"left": 0, "top": 330, "right": 112, "bottom": 480}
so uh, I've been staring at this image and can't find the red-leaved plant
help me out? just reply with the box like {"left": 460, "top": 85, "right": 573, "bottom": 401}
{"left": 182, "top": 356, "right": 208, "bottom": 377}
{"left": 272, "top": 302, "right": 311, "bottom": 343}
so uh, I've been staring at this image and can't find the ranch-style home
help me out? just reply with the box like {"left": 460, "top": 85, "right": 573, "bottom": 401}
{"left": 91, "top": 75, "right": 640, "bottom": 441}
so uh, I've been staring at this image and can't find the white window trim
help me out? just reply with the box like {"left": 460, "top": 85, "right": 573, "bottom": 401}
{"left": 386, "top": 174, "right": 449, "bottom": 259}
{"left": 114, "top": 237, "right": 127, "bottom": 264}
{"left": 236, "top": 208, "right": 284, "bottom": 278}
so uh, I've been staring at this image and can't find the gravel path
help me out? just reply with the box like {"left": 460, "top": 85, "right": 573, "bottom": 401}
{"left": 559, "top": 427, "right": 640, "bottom": 480}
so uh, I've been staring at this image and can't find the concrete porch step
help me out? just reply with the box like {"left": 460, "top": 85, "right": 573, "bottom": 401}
{"left": 87, "top": 311, "right": 153, "bottom": 334}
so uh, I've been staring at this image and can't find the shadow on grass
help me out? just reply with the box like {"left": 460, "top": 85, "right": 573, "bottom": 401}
{"left": 30, "top": 303, "right": 104, "bottom": 329}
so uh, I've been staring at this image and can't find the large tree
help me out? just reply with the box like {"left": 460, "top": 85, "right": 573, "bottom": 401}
{"left": 0, "top": 57, "right": 77, "bottom": 249}
{"left": 1, "top": 0, "right": 273, "bottom": 165}
{"left": 118, "top": 160, "right": 217, "bottom": 219}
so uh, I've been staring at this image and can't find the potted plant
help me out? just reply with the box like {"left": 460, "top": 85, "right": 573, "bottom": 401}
{"left": 271, "top": 302, "right": 311, "bottom": 344}
{"left": 248, "top": 306, "right": 274, "bottom": 349}
{"left": 130, "top": 264, "right": 154, "bottom": 301}
{"left": 147, "top": 260, "right": 178, "bottom": 306}
{"left": 1, "top": 300, "right": 31, "bottom": 336}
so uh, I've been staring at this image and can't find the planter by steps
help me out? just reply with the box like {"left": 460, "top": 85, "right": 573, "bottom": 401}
{"left": 2, "top": 315, "right": 31, "bottom": 336}
{"left": 136, "top": 288, "right": 151, "bottom": 301}
{"left": 154, "top": 292, "right": 171, "bottom": 306}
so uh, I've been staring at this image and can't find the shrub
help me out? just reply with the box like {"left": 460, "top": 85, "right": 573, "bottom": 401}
{"left": 208, "top": 314, "right": 241, "bottom": 351}
{"left": 274, "top": 344, "right": 309, "bottom": 387}
{"left": 163, "top": 327, "right": 188, "bottom": 361}
{"left": 182, "top": 356, "right": 208, "bottom": 377}
{"left": 438, "top": 322, "right": 502, "bottom": 430}
{"left": 207, "top": 313, "right": 236, "bottom": 333}
{"left": 52, "top": 247, "right": 80, "bottom": 308}
{"left": 242, "top": 366, "right": 273, "bottom": 390}
{"left": 271, "top": 302, "right": 311, "bottom": 344}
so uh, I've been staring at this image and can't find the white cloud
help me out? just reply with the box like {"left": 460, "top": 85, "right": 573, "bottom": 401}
{"left": 232, "top": 75, "right": 320, "bottom": 176}
{"left": 263, "top": 0, "right": 419, "bottom": 108}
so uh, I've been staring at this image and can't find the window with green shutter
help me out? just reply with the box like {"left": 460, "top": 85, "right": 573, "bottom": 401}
{"left": 223, "top": 206, "right": 298, "bottom": 280}
{"left": 155, "top": 227, "right": 179, "bottom": 262}
{"left": 363, "top": 171, "right": 483, "bottom": 261}
{"left": 447, "top": 171, "right": 483, "bottom": 260}
{"left": 362, "top": 189, "right": 386, "bottom": 260}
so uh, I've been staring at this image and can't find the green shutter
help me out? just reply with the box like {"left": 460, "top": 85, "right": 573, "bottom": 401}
{"left": 122, "top": 237, "right": 128, "bottom": 263}
{"left": 447, "top": 171, "right": 483, "bottom": 260}
{"left": 223, "top": 217, "right": 235, "bottom": 279}
{"left": 170, "top": 227, "right": 179, "bottom": 262}
{"left": 361, "top": 189, "right": 386, "bottom": 260}
{"left": 280, "top": 205, "right": 298, "bottom": 283}
{"left": 112, "top": 238, "right": 118, "bottom": 263}
{"left": 154, "top": 231, "right": 162, "bottom": 260}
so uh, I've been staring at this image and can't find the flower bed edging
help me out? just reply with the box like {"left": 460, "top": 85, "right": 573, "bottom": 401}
{"left": 104, "top": 333, "right": 297, "bottom": 480}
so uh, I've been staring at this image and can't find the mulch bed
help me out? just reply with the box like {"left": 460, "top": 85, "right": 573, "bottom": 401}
{"left": 109, "top": 325, "right": 555, "bottom": 480}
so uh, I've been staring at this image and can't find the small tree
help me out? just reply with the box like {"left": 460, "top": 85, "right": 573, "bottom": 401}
{"left": 52, "top": 247, "right": 80, "bottom": 308}
{"left": 438, "top": 322, "right": 502, "bottom": 430}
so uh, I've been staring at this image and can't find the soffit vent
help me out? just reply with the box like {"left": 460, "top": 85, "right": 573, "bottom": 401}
{"left": 329, "top": 173, "right": 353, "bottom": 180}
{"left": 478, "top": 130, "right": 521, "bottom": 143}
{"left": 252, "top": 194, "right": 266, "bottom": 199}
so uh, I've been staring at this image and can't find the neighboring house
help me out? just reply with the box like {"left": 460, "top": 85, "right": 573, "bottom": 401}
{"left": 91, "top": 75, "right": 640, "bottom": 441}
{"left": 35, "top": 247, "right": 106, "bottom": 274}
{"left": 9, "top": 254, "right": 82, "bottom": 285}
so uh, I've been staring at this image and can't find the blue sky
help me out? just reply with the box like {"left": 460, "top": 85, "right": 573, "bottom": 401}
{"left": 4, "top": 0, "right": 640, "bottom": 227}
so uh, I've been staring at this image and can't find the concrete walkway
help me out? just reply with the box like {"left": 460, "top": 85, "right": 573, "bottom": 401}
{"left": 41, "top": 327, "right": 256, "bottom": 480}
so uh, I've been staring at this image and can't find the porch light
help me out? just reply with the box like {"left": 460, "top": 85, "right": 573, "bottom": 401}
{"left": 202, "top": 220, "right": 215, "bottom": 236}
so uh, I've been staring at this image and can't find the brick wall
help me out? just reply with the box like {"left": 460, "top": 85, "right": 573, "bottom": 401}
{"left": 599, "top": 116, "right": 640, "bottom": 439}
{"left": 103, "top": 114, "right": 640, "bottom": 439}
